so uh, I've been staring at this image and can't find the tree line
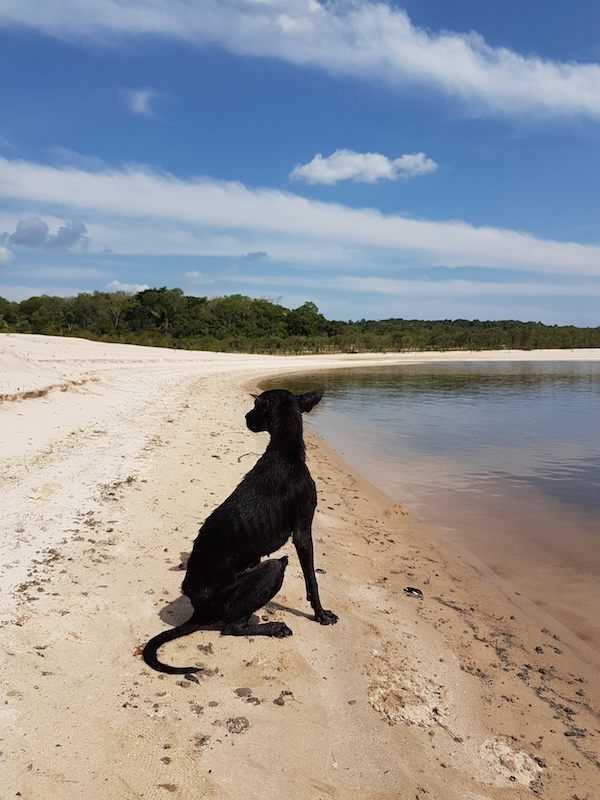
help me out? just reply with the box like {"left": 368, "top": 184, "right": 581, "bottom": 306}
{"left": 1, "top": 288, "right": 599, "bottom": 353}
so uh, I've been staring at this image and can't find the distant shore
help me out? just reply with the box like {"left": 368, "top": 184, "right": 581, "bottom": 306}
{"left": 4, "top": 290, "right": 600, "bottom": 357}
{"left": 2, "top": 334, "right": 599, "bottom": 799}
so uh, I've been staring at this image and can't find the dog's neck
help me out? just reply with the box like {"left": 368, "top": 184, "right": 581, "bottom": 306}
{"left": 267, "top": 411, "right": 306, "bottom": 461}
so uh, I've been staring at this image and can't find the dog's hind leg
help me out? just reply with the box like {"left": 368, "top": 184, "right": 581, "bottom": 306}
{"left": 221, "top": 557, "right": 292, "bottom": 638}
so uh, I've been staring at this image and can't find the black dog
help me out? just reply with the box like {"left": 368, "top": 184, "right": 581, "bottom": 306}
{"left": 143, "top": 389, "right": 338, "bottom": 673}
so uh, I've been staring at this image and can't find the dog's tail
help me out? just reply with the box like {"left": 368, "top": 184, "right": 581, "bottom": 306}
{"left": 142, "top": 615, "right": 203, "bottom": 674}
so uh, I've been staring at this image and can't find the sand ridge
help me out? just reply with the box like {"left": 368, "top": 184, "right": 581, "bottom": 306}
{"left": 2, "top": 334, "right": 599, "bottom": 799}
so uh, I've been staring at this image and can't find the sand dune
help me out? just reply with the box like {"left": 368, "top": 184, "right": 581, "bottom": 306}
{"left": 2, "top": 334, "right": 599, "bottom": 799}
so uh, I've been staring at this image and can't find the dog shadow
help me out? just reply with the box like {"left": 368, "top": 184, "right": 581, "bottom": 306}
{"left": 159, "top": 594, "right": 195, "bottom": 625}
{"left": 158, "top": 594, "right": 268, "bottom": 631}
{"left": 267, "top": 600, "right": 313, "bottom": 621}
{"left": 161, "top": 552, "right": 311, "bottom": 625}
{"left": 158, "top": 595, "right": 309, "bottom": 627}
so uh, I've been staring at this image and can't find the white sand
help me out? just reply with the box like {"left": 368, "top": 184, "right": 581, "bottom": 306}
{"left": 2, "top": 334, "right": 599, "bottom": 799}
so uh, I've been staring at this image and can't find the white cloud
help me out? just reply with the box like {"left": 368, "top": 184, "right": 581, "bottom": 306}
{"left": 184, "top": 271, "right": 212, "bottom": 281}
{"left": 234, "top": 273, "right": 600, "bottom": 298}
{"left": 291, "top": 150, "right": 437, "bottom": 185}
{"left": 106, "top": 279, "right": 150, "bottom": 293}
{"left": 3, "top": 214, "right": 90, "bottom": 250}
{"left": 1, "top": 2, "right": 600, "bottom": 119}
{"left": 49, "top": 219, "right": 89, "bottom": 249}
{"left": 9, "top": 216, "right": 49, "bottom": 246}
{"left": 2, "top": 158, "right": 600, "bottom": 275}
{"left": 0, "top": 211, "right": 64, "bottom": 237}
{"left": 84, "top": 219, "right": 352, "bottom": 263}
{"left": 121, "top": 88, "right": 159, "bottom": 117}
{"left": 0, "top": 245, "right": 12, "bottom": 265}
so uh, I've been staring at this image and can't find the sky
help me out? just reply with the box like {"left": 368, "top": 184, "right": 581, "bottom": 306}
{"left": 1, "top": 0, "right": 600, "bottom": 324}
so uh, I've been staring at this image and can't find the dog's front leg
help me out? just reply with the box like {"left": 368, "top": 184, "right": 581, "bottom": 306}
{"left": 293, "top": 526, "right": 338, "bottom": 625}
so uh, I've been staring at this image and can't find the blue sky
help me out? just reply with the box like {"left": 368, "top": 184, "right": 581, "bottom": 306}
{"left": 1, "top": 0, "right": 600, "bottom": 324}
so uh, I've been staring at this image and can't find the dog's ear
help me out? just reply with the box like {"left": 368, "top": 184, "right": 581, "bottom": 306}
{"left": 297, "top": 391, "right": 322, "bottom": 413}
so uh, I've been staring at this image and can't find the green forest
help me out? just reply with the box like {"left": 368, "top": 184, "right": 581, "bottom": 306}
{"left": 1, "top": 288, "right": 599, "bottom": 353}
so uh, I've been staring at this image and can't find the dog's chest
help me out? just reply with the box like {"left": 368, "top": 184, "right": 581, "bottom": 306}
{"left": 259, "top": 520, "right": 292, "bottom": 555}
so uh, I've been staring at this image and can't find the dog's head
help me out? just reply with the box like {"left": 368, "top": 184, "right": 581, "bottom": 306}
{"left": 245, "top": 389, "right": 322, "bottom": 434}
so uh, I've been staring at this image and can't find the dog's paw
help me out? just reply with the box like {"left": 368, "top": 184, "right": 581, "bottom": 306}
{"left": 315, "top": 609, "right": 338, "bottom": 625}
{"left": 272, "top": 622, "right": 293, "bottom": 638}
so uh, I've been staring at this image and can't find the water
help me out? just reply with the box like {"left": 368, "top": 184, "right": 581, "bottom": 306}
{"left": 274, "top": 361, "right": 600, "bottom": 652}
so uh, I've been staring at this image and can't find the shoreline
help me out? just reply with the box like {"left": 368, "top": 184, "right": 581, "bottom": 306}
{"left": 308, "top": 427, "right": 600, "bottom": 671}
{"left": 304, "top": 425, "right": 600, "bottom": 675}
{"left": 3, "top": 335, "right": 599, "bottom": 799}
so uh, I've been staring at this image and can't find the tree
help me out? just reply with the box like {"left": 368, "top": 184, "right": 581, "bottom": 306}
{"left": 2, "top": 288, "right": 598, "bottom": 352}
{"left": 106, "top": 291, "right": 134, "bottom": 331}
{"left": 286, "top": 301, "right": 327, "bottom": 337}
{"left": 19, "top": 295, "right": 66, "bottom": 334}
{"left": 0, "top": 296, "right": 18, "bottom": 327}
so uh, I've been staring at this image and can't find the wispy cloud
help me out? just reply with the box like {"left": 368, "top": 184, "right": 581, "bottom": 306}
{"left": 291, "top": 150, "right": 437, "bottom": 185}
{"left": 2, "top": 2, "right": 600, "bottom": 119}
{"left": 84, "top": 220, "right": 350, "bottom": 264}
{"left": 2, "top": 158, "right": 600, "bottom": 275}
{"left": 121, "top": 88, "right": 159, "bottom": 117}
{"left": 234, "top": 273, "right": 600, "bottom": 298}
{"left": 50, "top": 146, "right": 106, "bottom": 171}
{"left": 19, "top": 265, "right": 106, "bottom": 280}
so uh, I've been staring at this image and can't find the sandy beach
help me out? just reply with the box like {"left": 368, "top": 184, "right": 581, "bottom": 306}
{"left": 2, "top": 334, "right": 599, "bottom": 800}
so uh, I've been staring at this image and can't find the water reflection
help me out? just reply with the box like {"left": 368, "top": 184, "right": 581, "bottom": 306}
{"left": 275, "top": 362, "right": 600, "bottom": 515}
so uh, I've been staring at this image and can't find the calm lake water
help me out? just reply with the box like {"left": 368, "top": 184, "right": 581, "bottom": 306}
{"left": 275, "top": 361, "right": 600, "bottom": 652}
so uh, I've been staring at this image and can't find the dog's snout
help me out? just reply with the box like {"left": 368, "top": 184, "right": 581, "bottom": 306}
{"left": 245, "top": 409, "right": 262, "bottom": 432}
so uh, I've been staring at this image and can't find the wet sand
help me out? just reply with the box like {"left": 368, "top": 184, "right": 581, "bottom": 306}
{"left": 2, "top": 334, "right": 599, "bottom": 799}
{"left": 310, "top": 446, "right": 600, "bottom": 660}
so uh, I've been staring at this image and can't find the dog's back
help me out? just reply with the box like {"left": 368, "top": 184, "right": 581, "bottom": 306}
{"left": 184, "top": 445, "right": 316, "bottom": 592}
